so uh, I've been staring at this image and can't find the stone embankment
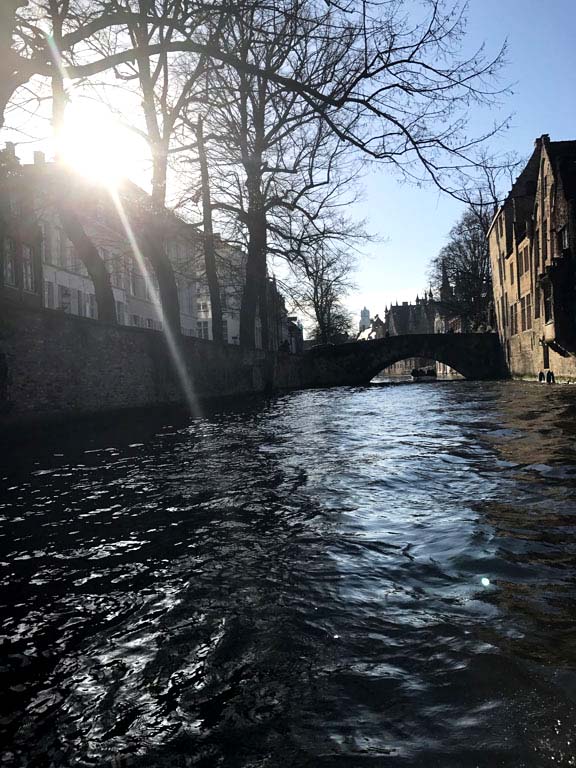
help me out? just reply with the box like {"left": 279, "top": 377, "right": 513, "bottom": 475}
{"left": 0, "top": 303, "right": 304, "bottom": 426}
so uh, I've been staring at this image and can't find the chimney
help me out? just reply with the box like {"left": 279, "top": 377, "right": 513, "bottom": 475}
{"left": 535, "top": 133, "right": 550, "bottom": 149}
{"left": 34, "top": 151, "right": 46, "bottom": 165}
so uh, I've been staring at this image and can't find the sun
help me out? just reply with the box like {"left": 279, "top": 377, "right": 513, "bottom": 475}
{"left": 58, "top": 100, "right": 146, "bottom": 186}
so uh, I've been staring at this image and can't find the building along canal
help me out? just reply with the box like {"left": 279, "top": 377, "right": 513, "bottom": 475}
{"left": 1, "top": 380, "right": 576, "bottom": 767}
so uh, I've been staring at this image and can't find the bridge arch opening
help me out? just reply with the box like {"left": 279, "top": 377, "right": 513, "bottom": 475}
{"left": 370, "top": 355, "right": 466, "bottom": 382}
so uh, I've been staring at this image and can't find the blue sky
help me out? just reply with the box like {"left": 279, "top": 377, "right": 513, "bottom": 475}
{"left": 347, "top": 0, "right": 576, "bottom": 324}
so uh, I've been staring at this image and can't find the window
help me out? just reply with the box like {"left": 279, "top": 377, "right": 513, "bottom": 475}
{"left": 510, "top": 261, "right": 514, "bottom": 285}
{"left": 526, "top": 293, "right": 532, "bottom": 329}
{"left": 197, "top": 320, "right": 210, "bottom": 339}
{"left": 146, "top": 318, "right": 154, "bottom": 329}
{"left": 534, "top": 232, "right": 540, "bottom": 271}
{"left": 60, "top": 231, "right": 69, "bottom": 268}
{"left": 542, "top": 221, "right": 548, "bottom": 262}
{"left": 52, "top": 228, "right": 63, "bottom": 267}
{"left": 178, "top": 281, "right": 194, "bottom": 315}
{"left": 198, "top": 300, "right": 210, "bottom": 313}
{"left": 45, "top": 281, "right": 54, "bottom": 309}
{"left": 3, "top": 237, "right": 17, "bottom": 286}
{"left": 131, "top": 314, "right": 142, "bottom": 327}
{"left": 220, "top": 290, "right": 227, "bottom": 311}
{"left": 87, "top": 294, "right": 96, "bottom": 319}
{"left": 22, "top": 244, "right": 35, "bottom": 291}
{"left": 520, "top": 297, "right": 525, "bottom": 331}
{"left": 510, "top": 303, "right": 518, "bottom": 336}
{"left": 518, "top": 246, "right": 530, "bottom": 276}
{"left": 222, "top": 318, "right": 228, "bottom": 343}
{"left": 116, "top": 301, "right": 126, "bottom": 325}
{"left": 68, "top": 248, "right": 81, "bottom": 274}
{"left": 498, "top": 216, "right": 504, "bottom": 238}
{"left": 40, "top": 221, "right": 51, "bottom": 263}
{"left": 77, "top": 289, "right": 84, "bottom": 316}
{"left": 111, "top": 259, "right": 124, "bottom": 290}
{"left": 57, "top": 284, "right": 71, "bottom": 312}
{"left": 130, "top": 271, "right": 147, "bottom": 300}
{"left": 534, "top": 286, "right": 541, "bottom": 319}
{"left": 543, "top": 282, "right": 553, "bottom": 323}
{"left": 559, "top": 226, "right": 569, "bottom": 251}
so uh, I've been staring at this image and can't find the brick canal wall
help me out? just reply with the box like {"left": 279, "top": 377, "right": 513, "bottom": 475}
{"left": 505, "top": 331, "right": 576, "bottom": 383}
{"left": 0, "top": 303, "right": 305, "bottom": 426}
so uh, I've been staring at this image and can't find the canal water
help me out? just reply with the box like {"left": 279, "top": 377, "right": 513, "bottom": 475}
{"left": 1, "top": 381, "right": 576, "bottom": 767}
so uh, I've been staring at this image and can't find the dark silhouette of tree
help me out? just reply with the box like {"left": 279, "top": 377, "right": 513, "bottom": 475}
{"left": 284, "top": 233, "right": 356, "bottom": 345}
{"left": 429, "top": 207, "right": 492, "bottom": 330}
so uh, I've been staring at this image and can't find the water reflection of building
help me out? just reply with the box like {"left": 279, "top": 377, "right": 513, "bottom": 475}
{"left": 489, "top": 134, "right": 576, "bottom": 381}
{"left": 0, "top": 144, "right": 299, "bottom": 351}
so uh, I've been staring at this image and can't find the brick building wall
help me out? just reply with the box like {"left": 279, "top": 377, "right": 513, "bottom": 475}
{"left": 489, "top": 135, "right": 576, "bottom": 381}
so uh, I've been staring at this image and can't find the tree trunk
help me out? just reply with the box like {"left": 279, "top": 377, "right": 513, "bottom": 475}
{"left": 151, "top": 145, "right": 168, "bottom": 210}
{"left": 240, "top": 170, "right": 267, "bottom": 349}
{"left": 139, "top": 224, "right": 181, "bottom": 336}
{"left": 196, "top": 117, "right": 223, "bottom": 344}
{"left": 258, "top": 276, "right": 270, "bottom": 351}
{"left": 58, "top": 203, "right": 117, "bottom": 324}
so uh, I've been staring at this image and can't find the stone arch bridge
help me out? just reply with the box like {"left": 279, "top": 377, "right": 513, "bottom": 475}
{"left": 302, "top": 333, "right": 507, "bottom": 387}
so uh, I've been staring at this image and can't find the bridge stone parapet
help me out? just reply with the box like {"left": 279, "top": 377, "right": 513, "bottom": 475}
{"left": 301, "top": 333, "right": 508, "bottom": 387}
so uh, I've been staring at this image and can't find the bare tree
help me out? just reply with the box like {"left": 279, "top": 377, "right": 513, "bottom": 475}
{"left": 429, "top": 206, "right": 492, "bottom": 330}
{"left": 189, "top": 2, "right": 363, "bottom": 348}
{"left": 292, "top": 247, "right": 355, "bottom": 344}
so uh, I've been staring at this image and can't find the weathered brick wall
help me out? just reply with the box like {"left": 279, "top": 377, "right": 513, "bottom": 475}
{"left": 0, "top": 303, "right": 305, "bottom": 425}
{"left": 507, "top": 330, "right": 576, "bottom": 381}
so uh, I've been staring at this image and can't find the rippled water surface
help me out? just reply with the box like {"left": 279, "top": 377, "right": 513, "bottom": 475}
{"left": 2, "top": 382, "right": 576, "bottom": 767}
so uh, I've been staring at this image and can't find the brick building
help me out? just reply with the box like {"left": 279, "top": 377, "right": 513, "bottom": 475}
{"left": 488, "top": 135, "right": 576, "bottom": 381}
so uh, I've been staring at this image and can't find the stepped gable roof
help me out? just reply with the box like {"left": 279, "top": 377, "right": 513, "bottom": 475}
{"left": 387, "top": 303, "right": 412, "bottom": 334}
{"left": 548, "top": 140, "right": 576, "bottom": 201}
{"left": 387, "top": 301, "right": 435, "bottom": 335}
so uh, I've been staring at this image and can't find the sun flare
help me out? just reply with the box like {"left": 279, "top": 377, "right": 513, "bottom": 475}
{"left": 58, "top": 100, "right": 145, "bottom": 186}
